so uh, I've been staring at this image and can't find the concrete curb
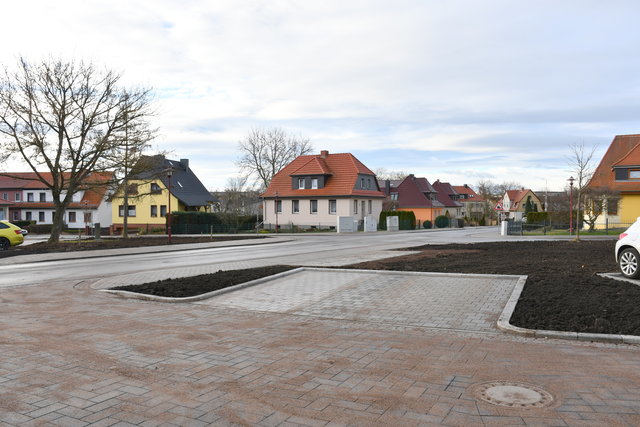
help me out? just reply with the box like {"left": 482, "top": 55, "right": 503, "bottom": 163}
{"left": 0, "top": 236, "right": 291, "bottom": 265}
{"left": 100, "top": 267, "right": 307, "bottom": 303}
{"left": 497, "top": 274, "right": 640, "bottom": 345}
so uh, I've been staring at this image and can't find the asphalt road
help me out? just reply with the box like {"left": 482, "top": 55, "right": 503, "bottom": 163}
{"left": 0, "top": 227, "right": 612, "bottom": 289}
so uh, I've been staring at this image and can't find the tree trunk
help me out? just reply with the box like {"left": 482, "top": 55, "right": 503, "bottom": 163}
{"left": 123, "top": 187, "right": 129, "bottom": 238}
{"left": 48, "top": 203, "right": 66, "bottom": 243}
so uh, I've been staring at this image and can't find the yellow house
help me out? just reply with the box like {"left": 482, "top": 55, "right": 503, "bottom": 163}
{"left": 587, "top": 134, "right": 640, "bottom": 227}
{"left": 110, "top": 156, "right": 215, "bottom": 234}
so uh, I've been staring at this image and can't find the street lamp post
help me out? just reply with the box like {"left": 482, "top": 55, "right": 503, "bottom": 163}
{"left": 568, "top": 176, "right": 575, "bottom": 235}
{"left": 167, "top": 168, "right": 172, "bottom": 244}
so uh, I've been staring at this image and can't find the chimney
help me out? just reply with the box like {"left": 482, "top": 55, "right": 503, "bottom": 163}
{"left": 385, "top": 179, "right": 391, "bottom": 195}
{"left": 180, "top": 158, "right": 189, "bottom": 172}
{"left": 320, "top": 150, "right": 329, "bottom": 158}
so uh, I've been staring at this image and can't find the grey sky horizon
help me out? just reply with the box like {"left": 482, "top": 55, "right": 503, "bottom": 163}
{"left": 2, "top": 1, "right": 639, "bottom": 192}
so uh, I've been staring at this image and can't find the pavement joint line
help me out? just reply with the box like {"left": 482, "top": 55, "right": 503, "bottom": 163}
{"left": 498, "top": 274, "right": 640, "bottom": 346}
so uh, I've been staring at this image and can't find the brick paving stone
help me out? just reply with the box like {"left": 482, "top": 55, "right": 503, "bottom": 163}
{"left": 1, "top": 269, "right": 640, "bottom": 425}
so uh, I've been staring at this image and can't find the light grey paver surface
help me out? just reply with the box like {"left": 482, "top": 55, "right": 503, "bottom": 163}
{"left": 198, "top": 269, "right": 519, "bottom": 333}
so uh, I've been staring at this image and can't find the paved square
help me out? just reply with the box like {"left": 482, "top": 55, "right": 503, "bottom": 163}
{"left": 198, "top": 269, "right": 519, "bottom": 333}
{"left": 1, "top": 271, "right": 640, "bottom": 426}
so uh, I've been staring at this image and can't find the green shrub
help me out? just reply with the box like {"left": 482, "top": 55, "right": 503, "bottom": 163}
{"left": 169, "top": 211, "right": 258, "bottom": 233}
{"left": 423, "top": 220, "right": 432, "bottom": 229}
{"left": 435, "top": 215, "right": 450, "bottom": 228}
{"left": 379, "top": 210, "right": 416, "bottom": 230}
{"left": 526, "top": 211, "right": 549, "bottom": 223}
{"left": 479, "top": 215, "right": 486, "bottom": 226}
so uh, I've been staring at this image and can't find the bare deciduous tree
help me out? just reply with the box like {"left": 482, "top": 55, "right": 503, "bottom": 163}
{"left": 237, "top": 128, "right": 312, "bottom": 189}
{"left": 582, "top": 186, "right": 619, "bottom": 231}
{"left": 568, "top": 142, "right": 597, "bottom": 240}
{"left": 0, "top": 58, "right": 155, "bottom": 242}
{"left": 373, "top": 168, "right": 409, "bottom": 180}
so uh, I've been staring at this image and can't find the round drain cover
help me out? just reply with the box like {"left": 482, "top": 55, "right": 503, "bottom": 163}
{"left": 472, "top": 381, "right": 553, "bottom": 408}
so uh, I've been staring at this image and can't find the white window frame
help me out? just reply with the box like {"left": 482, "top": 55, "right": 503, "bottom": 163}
{"left": 310, "top": 200, "right": 318, "bottom": 214}
{"left": 292, "top": 200, "right": 300, "bottom": 213}
{"left": 353, "top": 199, "right": 358, "bottom": 214}
{"left": 298, "top": 178, "right": 305, "bottom": 189}
{"left": 15, "top": 193, "right": 21, "bottom": 201}
{"left": 329, "top": 199, "right": 337, "bottom": 214}
{"left": 275, "top": 200, "right": 282, "bottom": 213}
{"left": 311, "top": 178, "right": 318, "bottom": 189}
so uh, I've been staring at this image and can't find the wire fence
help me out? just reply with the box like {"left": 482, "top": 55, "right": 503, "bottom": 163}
{"left": 511, "top": 220, "right": 633, "bottom": 236}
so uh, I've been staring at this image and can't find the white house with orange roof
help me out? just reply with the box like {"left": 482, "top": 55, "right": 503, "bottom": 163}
{"left": 261, "top": 150, "right": 385, "bottom": 230}
{"left": 0, "top": 172, "right": 113, "bottom": 227}
{"left": 452, "top": 184, "right": 485, "bottom": 221}
{"left": 500, "top": 189, "right": 542, "bottom": 221}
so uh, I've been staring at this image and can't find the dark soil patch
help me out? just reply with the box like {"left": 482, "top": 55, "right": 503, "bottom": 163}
{"left": 349, "top": 240, "right": 640, "bottom": 335}
{"left": 1, "top": 235, "right": 266, "bottom": 258}
{"left": 112, "top": 265, "right": 295, "bottom": 298}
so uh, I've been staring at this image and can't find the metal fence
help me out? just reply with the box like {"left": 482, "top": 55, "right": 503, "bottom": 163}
{"left": 507, "top": 219, "right": 633, "bottom": 236}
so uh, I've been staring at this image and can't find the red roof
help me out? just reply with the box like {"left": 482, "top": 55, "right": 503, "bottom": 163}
{"left": 452, "top": 185, "right": 484, "bottom": 202}
{"left": 432, "top": 180, "right": 463, "bottom": 208}
{"left": 0, "top": 171, "right": 112, "bottom": 208}
{"left": 589, "top": 135, "right": 640, "bottom": 192}
{"left": 262, "top": 151, "right": 384, "bottom": 198}
{"left": 396, "top": 175, "right": 440, "bottom": 208}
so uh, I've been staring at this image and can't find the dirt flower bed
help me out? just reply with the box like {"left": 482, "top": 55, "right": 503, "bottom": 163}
{"left": 350, "top": 240, "right": 639, "bottom": 335}
{"left": 1, "top": 235, "right": 265, "bottom": 258}
{"left": 112, "top": 265, "right": 294, "bottom": 298}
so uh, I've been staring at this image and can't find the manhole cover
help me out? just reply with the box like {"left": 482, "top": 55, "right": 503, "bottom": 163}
{"left": 472, "top": 381, "right": 553, "bottom": 408}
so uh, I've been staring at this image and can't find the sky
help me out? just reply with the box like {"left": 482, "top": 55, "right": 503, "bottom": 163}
{"left": 2, "top": 0, "right": 640, "bottom": 191}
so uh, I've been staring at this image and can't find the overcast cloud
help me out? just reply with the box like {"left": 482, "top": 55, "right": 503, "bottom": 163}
{"left": 2, "top": 0, "right": 639, "bottom": 191}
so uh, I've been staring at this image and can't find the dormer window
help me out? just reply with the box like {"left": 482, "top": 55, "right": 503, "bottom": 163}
{"left": 311, "top": 178, "right": 318, "bottom": 189}
{"left": 361, "top": 178, "right": 365, "bottom": 188}
{"left": 298, "top": 178, "right": 305, "bottom": 189}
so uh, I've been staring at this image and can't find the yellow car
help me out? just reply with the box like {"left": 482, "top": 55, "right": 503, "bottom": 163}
{"left": 0, "top": 220, "right": 26, "bottom": 250}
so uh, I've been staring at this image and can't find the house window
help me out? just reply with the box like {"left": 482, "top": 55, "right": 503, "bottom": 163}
{"left": 275, "top": 200, "right": 282, "bottom": 213}
{"left": 607, "top": 198, "right": 619, "bottom": 215}
{"left": 38, "top": 211, "right": 45, "bottom": 222}
{"left": 27, "top": 193, "right": 34, "bottom": 202}
{"left": 391, "top": 193, "right": 398, "bottom": 201}
{"left": 160, "top": 205, "right": 167, "bottom": 217}
{"left": 368, "top": 200, "right": 372, "bottom": 214}
{"left": 118, "top": 205, "right": 136, "bottom": 217}
{"left": 367, "top": 178, "right": 371, "bottom": 189}
{"left": 630, "top": 170, "right": 640, "bottom": 179}
{"left": 150, "top": 183, "right": 162, "bottom": 194}
{"left": 39, "top": 193, "right": 46, "bottom": 202}
{"left": 68, "top": 211, "right": 76, "bottom": 223}
{"left": 354, "top": 200, "right": 358, "bottom": 214}
{"left": 150, "top": 205, "right": 158, "bottom": 217}
{"left": 2, "top": 193, "right": 6, "bottom": 200}
{"left": 298, "top": 178, "right": 305, "bottom": 189}
{"left": 361, "top": 178, "right": 365, "bottom": 188}
{"left": 26, "top": 212, "right": 32, "bottom": 221}
{"left": 292, "top": 200, "right": 300, "bottom": 213}
{"left": 15, "top": 193, "right": 20, "bottom": 201}
{"left": 13, "top": 211, "right": 19, "bottom": 221}
{"left": 84, "top": 212, "right": 92, "bottom": 224}
{"left": 310, "top": 200, "right": 318, "bottom": 214}
{"left": 329, "top": 200, "right": 337, "bottom": 214}
{"left": 311, "top": 178, "right": 318, "bottom": 189}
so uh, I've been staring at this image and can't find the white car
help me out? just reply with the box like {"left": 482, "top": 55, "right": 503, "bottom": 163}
{"left": 616, "top": 218, "right": 640, "bottom": 279}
